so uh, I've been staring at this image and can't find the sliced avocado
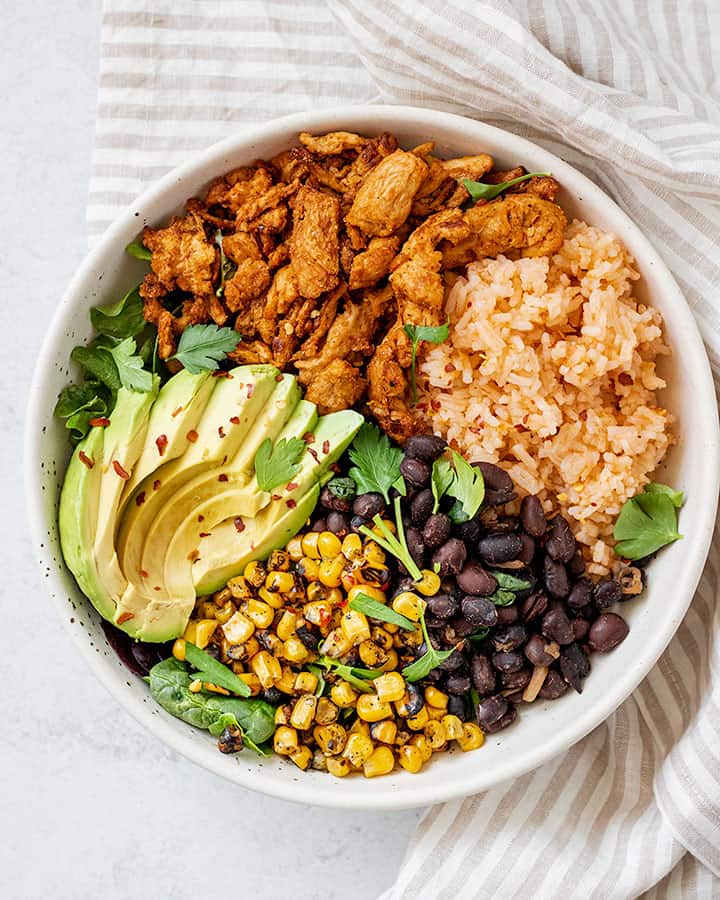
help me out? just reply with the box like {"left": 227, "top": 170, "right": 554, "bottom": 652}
{"left": 194, "top": 408, "right": 363, "bottom": 594}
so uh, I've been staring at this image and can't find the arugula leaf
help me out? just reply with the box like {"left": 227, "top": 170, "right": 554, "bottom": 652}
{"left": 170, "top": 323, "right": 241, "bottom": 374}
{"left": 348, "top": 421, "right": 404, "bottom": 503}
{"left": 643, "top": 482, "right": 684, "bottom": 508}
{"left": 359, "top": 496, "right": 423, "bottom": 582}
{"left": 327, "top": 476, "right": 356, "bottom": 501}
{"left": 184, "top": 641, "right": 251, "bottom": 697}
{"left": 489, "top": 571, "right": 532, "bottom": 592}
{"left": 462, "top": 172, "right": 551, "bottom": 204}
{"left": 403, "top": 321, "right": 450, "bottom": 404}
{"left": 614, "top": 489, "right": 682, "bottom": 560}
{"left": 255, "top": 436, "right": 305, "bottom": 492}
{"left": 317, "top": 656, "right": 383, "bottom": 693}
{"left": 90, "top": 285, "right": 146, "bottom": 339}
{"left": 348, "top": 592, "right": 416, "bottom": 631}
{"left": 487, "top": 589, "right": 517, "bottom": 606}
{"left": 215, "top": 230, "right": 238, "bottom": 299}
{"left": 125, "top": 239, "right": 152, "bottom": 260}
{"left": 402, "top": 603, "right": 456, "bottom": 682}
{"left": 431, "top": 456, "right": 455, "bottom": 514}
{"left": 71, "top": 344, "right": 121, "bottom": 391}
{"left": 446, "top": 451, "right": 485, "bottom": 523}
{"left": 109, "top": 337, "right": 154, "bottom": 392}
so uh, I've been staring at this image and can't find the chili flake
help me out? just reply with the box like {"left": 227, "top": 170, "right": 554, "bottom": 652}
{"left": 186, "top": 429, "right": 198, "bottom": 443}
{"left": 234, "top": 517, "right": 245, "bottom": 533}
{"left": 229, "top": 416, "right": 240, "bottom": 425}
{"left": 116, "top": 612, "right": 134, "bottom": 625}
{"left": 78, "top": 451, "right": 94, "bottom": 469}
{"left": 286, "top": 499, "right": 297, "bottom": 509}
{"left": 113, "top": 460, "right": 130, "bottom": 480}
{"left": 155, "top": 434, "right": 168, "bottom": 456}
{"left": 135, "top": 491, "right": 146, "bottom": 507}
{"left": 89, "top": 417, "right": 110, "bottom": 427}
{"left": 153, "top": 479, "right": 161, "bottom": 491}
{"left": 218, "top": 473, "right": 228, "bottom": 482}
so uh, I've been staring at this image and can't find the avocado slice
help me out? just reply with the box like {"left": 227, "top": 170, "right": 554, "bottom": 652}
{"left": 193, "top": 408, "right": 363, "bottom": 594}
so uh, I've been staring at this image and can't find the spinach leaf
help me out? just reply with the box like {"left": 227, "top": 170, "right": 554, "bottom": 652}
{"left": 403, "top": 321, "right": 450, "bottom": 404}
{"left": 90, "top": 285, "right": 146, "bottom": 339}
{"left": 402, "top": 604, "right": 456, "bottom": 682}
{"left": 614, "top": 488, "right": 682, "bottom": 559}
{"left": 462, "top": 172, "right": 551, "bottom": 204}
{"left": 487, "top": 589, "right": 517, "bottom": 606}
{"left": 71, "top": 344, "right": 121, "bottom": 391}
{"left": 467, "top": 627, "right": 490, "bottom": 643}
{"left": 348, "top": 592, "right": 416, "bottom": 631}
{"left": 125, "top": 240, "right": 152, "bottom": 260}
{"left": 184, "top": 641, "right": 251, "bottom": 697}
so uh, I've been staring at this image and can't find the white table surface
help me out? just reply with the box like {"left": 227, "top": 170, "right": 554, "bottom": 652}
{"left": 1, "top": 3, "right": 422, "bottom": 896}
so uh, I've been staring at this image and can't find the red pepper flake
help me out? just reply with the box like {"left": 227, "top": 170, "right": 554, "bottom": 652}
{"left": 78, "top": 451, "right": 94, "bottom": 469}
{"left": 211, "top": 370, "right": 233, "bottom": 379}
{"left": 308, "top": 448, "right": 319, "bottom": 462}
{"left": 218, "top": 426, "right": 226, "bottom": 438}
{"left": 579, "top": 410, "right": 588, "bottom": 421}
{"left": 153, "top": 479, "right": 161, "bottom": 491}
{"left": 153, "top": 585, "right": 162, "bottom": 592}
{"left": 113, "top": 460, "right": 130, "bottom": 480}
{"left": 155, "top": 434, "right": 168, "bottom": 456}
{"left": 218, "top": 473, "right": 228, "bottom": 482}
{"left": 89, "top": 417, "right": 110, "bottom": 427}
{"left": 430, "top": 400, "right": 441, "bottom": 412}
{"left": 229, "top": 416, "right": 240, "bottom": 425}
{"left": 618, "top": 373, "right": 633, "bottom": 386}
{"left": 514, "top": 424, "right": 527, "bottom": 433}
{"left": 287, "top": 482, "right": 298, "bottom": 491}
{"left": 222, "top": 455, "right": 228, "bottom": 465}
{"left": 302, "top": 432, "right": 315, "bottom": 444}
{"left": 275, "top": 374, "right": 284, "bottom": 382}
{"left": 272, "top": 493, "right": 282, "bottom": 501}
{"left": 186, "top": 429, "right": 198, "bottom": 443}
{"left": 286, "top": 498, "right": 297, "bottom": 509}
{"left": 444, "top": 363, "right": 456, "bottom": 373}
{"left": 246, "top": 383, "right": 254, "bottom": 398}
{"left": 187, "top": 549, "right": 200, "bottom": 562}
{"left": 234, "top": 517, "right": 245, "bottom": 533}
{"left": 116, "top": 612, "right": 134, "bottom": 625}
{"left": 199, "top": 532, "right": 211, "bottom": 538}
{"left": 339, "top": 598, "right": 348, "bottom": 608}
{"left": 322, "top": 439, "right": 330, "bottom": 454}
{"left": 135, "top": 491, "right": 146, "bottom": 507}
{"left": 197, "top": 514, "right": 205, "bottom": 522}
{"left": 140, "top": 569, "right": 149, "bottom": 578}
{"left": 171, "top": 405, "right": 183, "bottom": 418}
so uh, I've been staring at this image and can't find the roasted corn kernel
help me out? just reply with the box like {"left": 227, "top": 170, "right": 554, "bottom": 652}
{"left": 172, "top": 638, "right": 186, "bottom": 661}
{"left": 303, "top": 600, "right": 333, "bottom": 627}
{"left": 398, "top": 744, "right": 424, "bottom": 773}
{"left": 277, "top": 610, "right": 298, "bottom": 641}
{"left": 370, "top": 720, "right": 397, "bottom": 744}
{"left": 374, "top": 671, "right": 406, "bottom": 703}
{"left": 317, "top": 531, "right": 343, "bottom": 558}
{"left": 182, "top": 619, "right": 217, "bottom": 649}
{"left": 290, "top": 694, "right": 317, "bottom": 730}
{"left": 326, "top": 756, "right": 352, "bottom": 778}
{"left": 330, "top": 680, "right": 358, "bottom": 708}
{"left": 251, "top": 650, "right": 282, "bottom": 688}
{"left": 289, "top": 745, "right": 313, "bottom": 770}
{"left": 457, "top": 723, "right": 485, "bottom": 752}
{"left": 294, "top": 671, "right": 318, "bottom": 694}
{"left": 378, "top": 649, "right": 400, "bottom": 672}
{"left": 222, "top": 611, "right": 255, "bottom": 644}
{"left": 363, "top": 542, "right": 387, "bottom": 567}
{"left": 425, "top": 686, "right": 449, "bottom": 710}
{"left": 341, "top": 533, "right": 363, "bottom": 560}
{"left": 296, "top": 556, "right": 320, "bottom": 581}
{"left": 407, "top": 705, "right": 430, "bottom": 731}
{"left": 359, "top": 639, "right": 389, "bottom": 668}
{"left": 268, "top": 550, "right": 291, "bottom": 571}
{"left": 257, "top": 586, "right": 285, "bottom": 609}
{"left": 356, "top": 694, "right": 393, "bottom": 723}
{"left": 235, "top": 672, "right": 261, "bottom": 695}
{"left": 363, "top": 746, "right": 394, "bottom": 778}
{"left": 318, "top": 556, "right": 345, "bottom": 588}
{"left": 301, "top": 532, "right": 320, "bottom": 559}
{"left": 424, "top": 720, "right": 447, "bottom": 749}
{"left": 343, "top": 733, "right": 374, "bottom": 768}
{"left": 214, "top": 600, "right": 236, "bottom": 624}
{"left": 315, "top": 697, "right": 339, "bottom": 725}
{"left": 416, "top": 569, "right": 441, "bottom": 596}
{"left": 409, "top": 734, "right": 433, "bottom": 763}
{"left": 442, "top": 714, "right": 465, "bottom": 741}
{"left": 319, "top": 628, "right": 353, "bottom": 658}
{"left": 227, "top": 575, "right": 253, "bottom": 601}
{"left": 314, "top": 723, "right": 347, "bottom": 755}
{"left": 265, "top": 571, "right": 295, "bottom": 594}
{"left": 283, "top": 637, "right": 309, "bottom": 663}
{"left": 276, "top": 665, "right": 298, "bottom": 695}
{"left": 392, "top": 591, "right": 422, "bottom": 622}
{"left": 243, "top": 560, "right": 267, "bottom": 588}
{"left": 245, "top": 598, "right": 275, "bottom": 629}
{"left": 340, "top": 609, "right": 371, "bottom": 644}
{"left": 286, "top": 535, "right": 304, "bottom": 561}
{"left": 273, "top": 726, "right": 298, "bottom": 756}
{"left": 347, "top": 584, "right": 385, "bottom": 605}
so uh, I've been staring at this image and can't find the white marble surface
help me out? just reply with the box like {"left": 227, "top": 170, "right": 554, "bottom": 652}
{"left": 1, "top": 3, "right": 422, "bottom": 896}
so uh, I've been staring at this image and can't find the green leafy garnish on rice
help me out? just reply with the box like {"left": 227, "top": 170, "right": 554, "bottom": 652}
{"left": 403, "top": 321, "right": 449, "bottom": 404}
{"left": 613, "top": 482, "right": 683, "bottom": 559}
{"left": 462, "top": 172, "right": 551, "bottom": 204}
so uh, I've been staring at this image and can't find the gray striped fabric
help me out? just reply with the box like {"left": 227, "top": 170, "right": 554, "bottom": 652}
{"left": 90, "top": 2, "right": 720, "bottom": 897}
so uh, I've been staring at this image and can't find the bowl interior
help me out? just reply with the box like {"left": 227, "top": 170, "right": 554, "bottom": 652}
{"left": 26, "top": 106, "right": 720, "bottom": 809}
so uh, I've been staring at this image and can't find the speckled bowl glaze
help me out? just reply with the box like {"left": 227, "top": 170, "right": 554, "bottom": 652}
{"left": 25, "top": 106, "right": 720, "bottom": 809}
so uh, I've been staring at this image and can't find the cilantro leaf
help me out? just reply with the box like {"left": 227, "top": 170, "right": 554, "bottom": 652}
{"left": 90, "top": 285, "right": 146, "bottom": 339}
{"left": 643, "top": 482, "right": 684, "bottom": 508}
{"left": 402, "top": 604, "right": 456, "bottom": 682}
{"left": 613, "top": 489, "right": 682, "bottom": 560}
{"left": 254, "top": 436, "right": 305, "bottom": 492}
{"left": 431, "top": 456, "right": 455, "bottom": 514}
{"left": 489, "top": 571, "right": 533, "bottom": 592}
{"left": 125, "top": 239, "right": 152, "bottom": 260}
{"left": 170, "top": 324, "right": 241, "bottom": 374}
{"left": 348, "top": 592, "right": 416, "bottom": 631}
{"left": 487, "top": 589, "right": 517, "bottom": 606}
{"left": 446, "top": 451, "right": 485, "bottom": 522}
{"left": 462, "top": 172, "right": 551, "bottom": 204}
{"left": 403, "top": 321, "right": 450, "bottom": 404}
{"left": 109, "top": 337, "right": 154, "bottom": 392}
{"left": 215, "top": 230, "right": 237, "bottom": 299}
{"left": 348, "top": 421, "right": 404, "bottom": 503}
{"left": 184, "top": 641, "right": 251, "bottom": 697}
{"left": 326, "top": 476, "right": 356, "bottom": 501}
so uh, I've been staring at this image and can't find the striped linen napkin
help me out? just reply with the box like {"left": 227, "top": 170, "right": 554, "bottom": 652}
{"left": 89, "top": 2, "right": 720, "bottom": 897}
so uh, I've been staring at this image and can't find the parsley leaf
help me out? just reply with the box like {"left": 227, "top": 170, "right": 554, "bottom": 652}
{"left": 462, "top": 172, "right": 551, "bottom": 204}
{"left": 348, "top": 592, "right": 416, "bottom": 631}
{"left": 402, "top": 603, "right": 456, "bottom": 682}
{"left": 403, "top": 321, "right": 450, "bottom": 404}
{"left": 431, "top": 456, "right": 455, "bottom": 513}
{"left": 90, "top": 285, "right": 146, "bottom": 339}
{"left": 614, "top": 487, "right": 683, "bottom": 560}
{"left": 215, "top": 230, "right": 238, "bottom": 299}
{"left": 643, "top": 482, "right": 684, "bottom": 508}
{"left": 489, "top": 571, "right": 533, "bottom": 592}
{"left": 254, "top": 436, "right": 305, "bottom": 492}
{"left": 125, "top": 239, "right": 152, "bottom": 260}
{"left": 109, "top": 337, "right": 154, "bottom": 392}
{"left": 446, "top": 451, "right": 485, "bottom": 523}
{"left": 348, "top": 421, "right": 405, "bottom": 503}
{"left": 170, "top": 323, "right": 241, "bottom": 374}
{"left": 487, "top": 589, "right": 517, "bottom": 606}
{"left": 184, "top": 641, "right": 251, "bottom": 697}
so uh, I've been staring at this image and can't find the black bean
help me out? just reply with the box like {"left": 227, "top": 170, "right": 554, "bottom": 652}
{"left": 560, "top": 643, "right": 590, "bottom": 693}
{"left": 432, "top": 538, "right": 467, "bottom": 577}
{"left": 567, "top": 577, "right": 593, "bottom": 610}
{"left": 496, "top": 604, "right": 520, "bottom": 625}
{"left": 447, "top": 694, "right": 469, "bottom": 721}
{"left": 520, "top": 495, "right": 547, "bottom": 537}
{"left": 410, "top": 489, "right": 434, "bottom": 527}
{"left": 454, "top": 518, "right": 481, "bottom": 545}
{"left": 296, "top": 624, "right": 318, "bottom": 651}
{"left": 588, "top": 613, "right": 629, "bottom": 652}
{"left": 461, "top": 594, "right": 498, "bottom": 627}
{"left": 446, "top": 673, "right": 472, "bottom": 694}
{"left": 439, "top": 648, "right": 465, "bottom": 672}
{"left": 424, "top": 613, "right": 446, "bottom": 630}
{"left": 539, "top": 669, "right": 568, "bottom": 700}
{"left": 352, "top": 492, "right": 385, "bottom": 519}
{"left": 520, "top": 590, "right": 548, "bottom": 623}
{"left": 448, "top": 617, "right": 481, "bottom": 638}
{"left": 568, "top": 549, "right": 586, "bottom": 577}
{"left": 422, "top": 513, "right": 452, "bottom": 549}
{"left": 260, "top": 686, "right": 285, "bottom": 704}
{"left": 456, "top": 561, "right": 497, "bottom": 596}
{"left": 479, "top": 508, "right": 518, "bottom": 532}
{"left": 310, "top": 517, "right": 326, "bottom": 532}
{"left": 350, "top": 514, "right": 368, "bottom": 534}
{"left": 476, "top": 695, "right": 517, "bottom": 733}
{"left": 541, "top": 605, "right": 574, "bottom": 645}
{"left": 474, "top": 461, "right": 514, "bottom": 493}
{"left": 404, "top": 434, "right": 447, "bottom": 461}
{"left": 487, "top": 706, "right": 518, "bottom": 733}
{"left": 594, "top": 580, "right": 622, "bottom": 610}
{"left": 326, "top": 510, "right": 349, "bottom": 536}
{"left": 400, "top": 456, "right": 430, "bottom": 487}
{"left": 478, "top": 533, "right": 523, "bottom": 564}
{"left": 427, "top": 593, "right": 458, "bottom": 619}
{"left": 485, "top": 488, "right": 519, "bottom": 507}
{"left": 572, "top": 618, "right": 590, "bottom": 641}
{"left": 492, "top": 624, "right": 527, "bottom": 652}
{"left": 545, "top": 516, "right": 576, "bottom": 563}
{"left": 405, "top": 527, "right": 426, "bottom": 567}
{"left": 543, "top": 555, "right": 570, "bottom": 598}
{"left": 492, "top": 649, "right": 525, "bottom": 673}
{"left": 319, "top": 485, "right": 353, "bottom": 512}
{"left": 471, "top": 654, "right": 497, "bottom": 695}
{"left": 500, "top": 668, "right": 531, "bottom": 692}
{"left": 524, "top": 634, "right": 556, "bottom": 667}
{"left": 518, "top": 533, "right": 536, "bottom": 565}
{"left": 404, "top": 683, "right": 425, "bottom": 716}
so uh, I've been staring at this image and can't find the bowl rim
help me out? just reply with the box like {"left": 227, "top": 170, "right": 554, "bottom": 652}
{"left": 25, "top": 104, "right": 720, "bottom": 810}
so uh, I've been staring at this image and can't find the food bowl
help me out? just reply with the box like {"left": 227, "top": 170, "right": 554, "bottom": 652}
{"left": 25, "top": 105, "right": 720, "bottom": 809}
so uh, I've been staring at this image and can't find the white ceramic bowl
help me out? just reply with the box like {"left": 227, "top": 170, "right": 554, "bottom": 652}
{"left": 26, "top": 105, "right": 720, "bottom": 810}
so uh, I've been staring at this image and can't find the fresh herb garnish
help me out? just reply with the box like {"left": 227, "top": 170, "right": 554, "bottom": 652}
{"left": 614, "top": 484, "right": 683, "bottom": 560}
{"left": 170, "top": 323, "right": 241, "bottom": 374}
{"left": 642, "top": 481, "right": 684, "bottom": 508}
{"left": 462, "top": 172, "right": 551, "bottom": 204}
{"left": 402, "top": 603, "right": 457, "bottom": 682}
{"left": 431, "top": 456, "right": 455, "bottom": 514}
{"left": 348, "top": 421, "right": 405, "bottom": 503}
{"left": 487, "top": 589, "right": 517, "bottom": 606}
{"left": 125, "top": 239, "right": 152, "bottom": 260}
{"left": 489, "top": 571, "right": 533, "bottom": 592}
{"left": 184, "top": 641, "right": 251, "bottom": 697}
{"left": 445, "top": 451, "right": 485, "bottom": 523}
{"left": 468, "top": 627, "right": 490, "bottom": 643}
{"left": 348, "top": 592, "right": 416, "bottom": 631}
{"left": 71, "top": 343, "right": 122, "bottom": 392}
{"left": 317, "top": 656, "right": 383, "bottom": 693}
{"left": 326, "top": 476, "right": 356, "bottom": 501}
{"left": 359, "top": 496, "right": 423, "bottom": 582}
{"left": 90, "top": 285, "right": 146, "bottom": 339}
{"left": 254, "top": 436, "right": 306, "bottom": 492}
{"left": 108, "top": 337, "right": 154, "bottom": 392}
{"left": 54, "top": 382, "right": 113, "bottom": 443}
{"left": 403, "top": 321, "right": 450, "bottom": 404}
{"left": 306, "top": 664, "right": 327, "bottom": 697}
{"left": 215, "top": 230, "right": 237, "bottom": 299}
